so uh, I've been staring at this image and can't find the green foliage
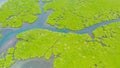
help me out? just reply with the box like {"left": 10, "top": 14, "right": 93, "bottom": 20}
{"left": 93, "top": 22, "right": 120, "bottom": 68}
{"left": 42, "top": 0, "right": 51, "bottom": 2}
{"left": 14, "top": 29, "right": 64, "bottom": 60}
{"left": 0, "top": 34, "right": 2, "bottom": 39}
{"left": 0, "top": 25, "right": 120, "bottom": 68}
{"left": 44, "top": 0, "right": 120, "bottom": 30}
{"left": 0, "top": 0, "right": 41, "bottom": 28}
{"left": 12, "top": 28, "right": 120, "bottom": 68}
{"left": 7, "top": 47, "right": 15, "bottom": 54}
{"left": 0, "top": 47, "right": 15, "bottom": 68}
{"left": 4, "top": 54, "right": 15, "bottom": 68}
{"left": 0, "top": 0, "right": 120, "bottom": 68}
{"left": 0, "top": 58, "right": 5, "bottom": 68}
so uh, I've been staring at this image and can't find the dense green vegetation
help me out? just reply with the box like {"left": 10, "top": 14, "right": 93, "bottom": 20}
{"left": 0, "top": 0, "right": 41, "bottom": 28}
{"left": 0, "top": 0, "right": 120, "bottom": 68}
{"left": 14, "top": 29, "right": 120, "bottom": 68}
{"left": 15, "top": 29, "right": 65, "bottom": 60}
{"left": 42, "top": 0, "right": 51, "bottom": 2}
{"left": 44, "top": 0, "right": 120, "bottom": 30}
{"left": 92, "top": 22, "right": 120, "bottom": 68}
{"left": 0, "top": 47, "right": 15, "bottom": 68}
{"left": 0, "top": 27, "right": 119, "bottom": 68}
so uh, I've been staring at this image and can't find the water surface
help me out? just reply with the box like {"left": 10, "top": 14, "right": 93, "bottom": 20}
{"left": 0, "top": 0, "right": 120, "bottom": 47}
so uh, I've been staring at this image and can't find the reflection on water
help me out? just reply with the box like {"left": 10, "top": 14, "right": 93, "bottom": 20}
{"left": 22, "top": 59, "right": 53, "bottom": 68}
{"left": 11, "top": 57, "right": 54, "bottom": 68}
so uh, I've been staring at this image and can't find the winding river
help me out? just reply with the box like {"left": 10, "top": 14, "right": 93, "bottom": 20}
{"left": 0, "top": 0, "right": 120, "bottom": 68}
{"left": 0, "top": 0, "right": 120, "bottom": 46}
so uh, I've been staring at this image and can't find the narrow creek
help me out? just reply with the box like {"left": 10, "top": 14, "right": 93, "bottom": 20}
{"left": 0, "top": 0, "right": 120, "bottom": 47}
{"left": 0, "top": 0, "right": 120, "bottom": 68}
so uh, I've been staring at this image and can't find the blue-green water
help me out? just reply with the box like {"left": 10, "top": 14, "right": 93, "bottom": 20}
{"left": 0, "top": 1, "right": 120, "bottom": 46}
